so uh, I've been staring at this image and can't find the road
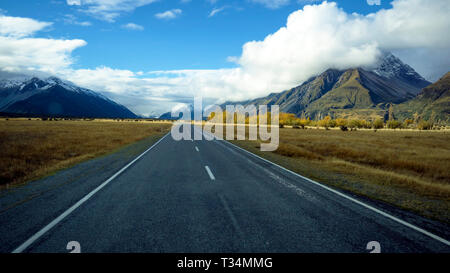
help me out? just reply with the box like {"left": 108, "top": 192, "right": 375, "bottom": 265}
{"left": 0, "top": 125, "right": 449, "bottom": 253}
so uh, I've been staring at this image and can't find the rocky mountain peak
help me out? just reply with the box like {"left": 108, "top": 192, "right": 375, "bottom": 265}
{"left": 373, "top": 52, "right": 428, "bottom": 85}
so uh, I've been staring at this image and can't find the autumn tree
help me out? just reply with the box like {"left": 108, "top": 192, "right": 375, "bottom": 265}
{"left": 372, "top": 119, "right": 384, "bottom": 129}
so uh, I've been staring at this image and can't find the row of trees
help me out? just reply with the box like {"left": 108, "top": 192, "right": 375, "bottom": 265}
{"left": 206, "top": 111, "right": 437, "bottom": 130}
{"left": 279, "top": 113, "right": 435, "bottom": 130}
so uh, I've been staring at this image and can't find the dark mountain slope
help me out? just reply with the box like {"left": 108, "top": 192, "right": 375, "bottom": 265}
{"left": 0, "top": 76, "right": 137, "bottom": 118}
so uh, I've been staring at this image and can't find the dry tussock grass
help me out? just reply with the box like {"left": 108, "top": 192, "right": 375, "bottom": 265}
{"left": 275, "top": 129, "right": 450, "bottom": 187}
{"left": 0, "top": 119, "right": 171, "bottom": 186}
{"left": 231, "top": 127, "right": 450, "bottom": 222}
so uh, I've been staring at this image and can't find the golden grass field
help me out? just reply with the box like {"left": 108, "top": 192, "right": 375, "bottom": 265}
{"left": 0, "top": 118, "right": 171, "bottom": 188}
{"left": 230, "top": 127, "right": 450, "bottom": 223}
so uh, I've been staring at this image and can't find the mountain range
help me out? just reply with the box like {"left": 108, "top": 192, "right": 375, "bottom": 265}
{"left": 158, "top": 104, "right": 205, "bottom": 121}
{"left": 0, "top": 76, "right": 137, "bottom": 118}
{"left": 1, "top": 52, "right": 448, "bottom": 123}
{"left": 222, "top": 53, "right": 446, "bottom": 122}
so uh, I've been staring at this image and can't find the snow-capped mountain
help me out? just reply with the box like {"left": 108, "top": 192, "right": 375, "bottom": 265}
{"left": 220, "top": 52, "right": 432, "bottom": 120}
{"left": 372, "top": 52, "right": 430, "bottom": 88}
{"left": 158, "top": 103, "right": 203, "bottom": 120}
{"left": 0, "top": 76, "right": 138, "bottom": 118}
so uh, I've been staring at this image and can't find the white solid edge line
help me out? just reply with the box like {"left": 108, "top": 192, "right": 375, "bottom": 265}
{"left": 11, "top": 132, "right": 170, "bottom": 253}
{"left": 223, "top": 140, "right": 450, "bottom": 247}
{"left": 205, "top": 166, "right": 215, "bottom": 181}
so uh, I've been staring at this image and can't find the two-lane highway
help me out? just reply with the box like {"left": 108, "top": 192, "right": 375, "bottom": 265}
{"left": 0, "top": 125, "right": 449, "bottom": 253}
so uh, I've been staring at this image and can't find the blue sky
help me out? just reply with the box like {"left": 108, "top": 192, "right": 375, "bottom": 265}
{"left": 0, "top": 0, "right": 448, "bottom": 116}
{"left": 2, "top": 0, "right": 389, "bottom": 71}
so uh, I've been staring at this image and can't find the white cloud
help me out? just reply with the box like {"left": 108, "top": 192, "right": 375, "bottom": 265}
{"left": 67, "top": 66, "right": 137, "bottom": 93}
{"left": 367, "top": 0, "right": 381, "bottom": 5}
{"left": 0, "top": 37, "right": 87, "bottom": 74}
{"left": 78, "top": 21, "right": 92, "bottom": 26}
{"left": 209, "top": 7, "right": 227, "bottom": 17}
{"left": 67, "top": 0, "right": 81, "bottom": 5}
{"left": 226, "top": 56, "right": 239, "bottom": 63}
{"left": 66, "top": 0, "right": 158, "bottom": 22}
{"left": 232, "top": 0, "right": 450, "bottom": 93}
{"left": 0, "top": 15, "right": 52, "bottom": 37}
{"left": 122, "top": 22, "right": 144, "bottom": 30}
{"left": 64, "top": 67, "right": 199, "bottom": 114}
{"left": 0, "top": 15, "right": 86, "bottom": 74}
{"left": 250, "top": 0, "right": 290, "bottom": 9}
{"left": 63, "top": 14, "right": 92, "bottom": 26}
{"left": 155, "top": 9, "right": 183, "bottom": 20}
{"left": 369, "top": 0, "right": 449, "bottom": 49}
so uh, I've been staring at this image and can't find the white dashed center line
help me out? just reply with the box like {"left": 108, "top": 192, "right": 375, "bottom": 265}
{"left": 205, "top": 166, "right": 215, "bottom": 181}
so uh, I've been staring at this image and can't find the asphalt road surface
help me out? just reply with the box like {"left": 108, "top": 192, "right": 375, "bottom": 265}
{"left": 0, "top": 125, "right": 449, "bottom": 253}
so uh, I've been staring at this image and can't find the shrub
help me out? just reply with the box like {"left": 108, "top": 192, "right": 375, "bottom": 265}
{"left": 291, "top": 119, "right": 301, "bottom": 128}
{"left": 372, "top": 119, "right": 384, "bottom": 129}
{"left": 404, "top": 119, "right": 414, "bottom": 128}
{"left": 417, "top": 120, "right": 433, "bottom": 130}
{"left": 387, "top": 120, "right": 402, "bottom": 129}
{"left": 299, "top": 118, "right": 311, "bottom": 129}
{"left": 335, "top": 118, "right": 347, "bottom": 127}
{"left": 279, "top": 113, "right": 297, "bottom": 126}
{"left": 359, "top": 120, "right": 371, "bottom": 129}
{"left": 318, "top": 119, "right": 328, "bottom": 128}
{"left": 348, "top": 119, "right": 361, "bottom": 129}
{"left": 318, "top": 116, "right": 334, "bottom": 128}
{"left": 328, "top": 119, "right": 337, "bottom": 128}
